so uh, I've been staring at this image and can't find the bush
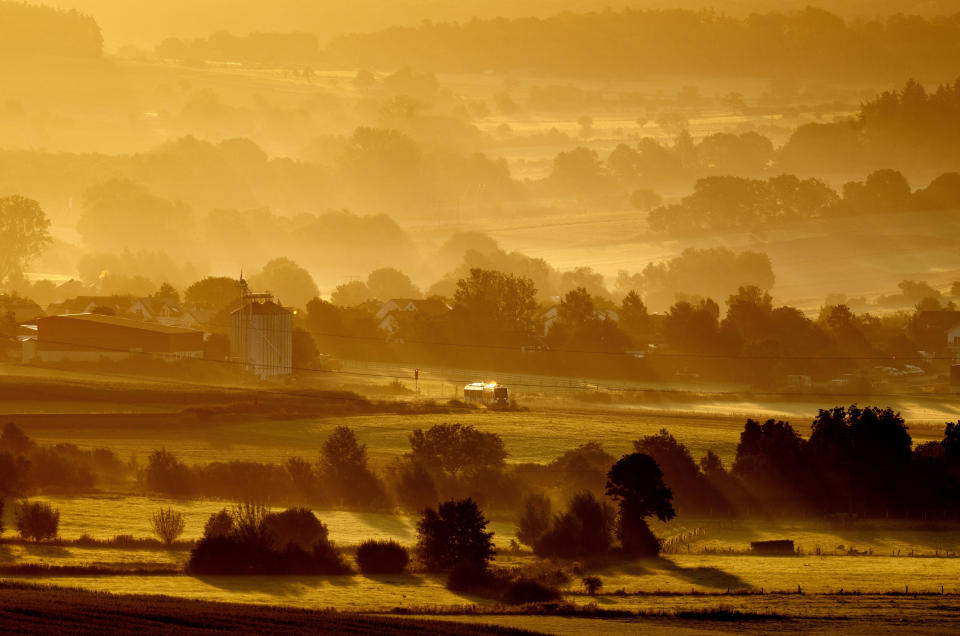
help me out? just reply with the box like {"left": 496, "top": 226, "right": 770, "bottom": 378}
{"left": 355, "top": 539, "right": 409, "bottom": 574}
{"left": 263, "top": 507, "right": 326, "bottom": 550}
{"left": 187, "top": 505, "right": 350, "bottom": 575}
{"left": 151, "top": 507, "right": 185, "bottom": 546}
{"left": 202, "top": 508, "right": 234, "bottom": 539}
{"left": 502, "top": 578, "right": 562, "bottom": 605}
{"left": 15, "top": 500, "right": 59, "bottom": 542}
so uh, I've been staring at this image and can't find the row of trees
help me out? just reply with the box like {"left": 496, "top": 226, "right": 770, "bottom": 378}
{"left": 0, "top": 423, "right": 129, "bottom": 498}
{"left": 648, "top": 169, "right": 960, "bottom": 234}
{"left": 138, "top": 406, "right": 960, "bottom": 521}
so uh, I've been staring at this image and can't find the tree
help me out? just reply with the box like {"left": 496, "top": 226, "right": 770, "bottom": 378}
{"left": 582, "top": 576, "right": 603, "bottom": 595}
{"left": 248, "top": 257, "right": 319, "bottom": 309}
{"left": 263, "top": 507, "right": 327, "bottom": 550}
{"left": 144, "top": 448, "right": 194, "bottom": 496}
{"left": 151, "top": 507, "right": 185, "bottom": 546}
{"left": 408, "top": 423, "right": 506, "bottom": 478}
{"left": 548, "top": 441, "right": 614, "bottom": 494}
{"left": 516, "top": 492, "right": 552, "bottom": 547}
{"left": 634, "top": 429, "right": 707, "bottom": 514}
{"left": 184, "top": 276, "right": 239, "bottom": 310}
{"left": 606, "top": 453, "right": 675, "bottom": 554}
{"left": 78, "top": 180, "right": 193, "bottom": 253}
{"left": 415, "top": 498, "right": 495, "bottom": 571}
{"left": 318, "top": 426, "right": 384, "bottom": 506}
{"left": 549, "top": 146, "right": 608, "bottom": 192}
{"left": 292, "top": 327, "right": 318, "bottom": 368}
{"left": 620, "top": 291, "right": 650, "bottom": 343}
{"left": 153, "top": 282, "right": 180, "bottom": 302}
{"left": 533, "top": 491, "right": 614, "bottom": 558}
{"left": 366, "top": 267, "right": 421, "bottom": 300}
{"left": 0, "top": 195, "right": 50, "bottom": 284}
{"left": 451, "top": 268, "right": 539, "bottom": 346}
{"left": 203, "top": 508, "right": 234, "bottom": 539}
{"left": 330, "top": 280, "right": 371, "bottom": 307}
{"left": 946, "top": 422, "right": 960, "bottom": 466}
{"left": 15, "top": 500, "right": 59, "bottom": 542}
{"left": 0, "top": 422, "right": 35, "bottom": 456}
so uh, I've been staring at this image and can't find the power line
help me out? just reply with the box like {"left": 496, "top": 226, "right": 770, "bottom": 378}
{"left": 16, "top": 332, "right": 960, "bottom": 403}
{"left": 197, "top": 316, "right": 959, "bottom": 363}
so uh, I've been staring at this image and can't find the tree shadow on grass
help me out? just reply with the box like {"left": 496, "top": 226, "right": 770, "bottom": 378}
{"left": 19, "top": 542, "right": 71, "bottom": 559}
{"left": 194, "top": 573, "right": 358, "bottom": 596}
{"left": 347, "top": 511, "right": 415, "bottom": 541}
{"left": 584, "top": 557, "right": 654, "bottom": 577}
{"left": 648, "top": 556, "right": 751, "bottom": 590}
{"left": 360, "top": 573, "right": 428, "bottom": 587}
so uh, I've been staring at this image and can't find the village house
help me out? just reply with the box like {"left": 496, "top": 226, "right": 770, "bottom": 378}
{"left": 375, "top": 298, "right": 451, "bottom": 336}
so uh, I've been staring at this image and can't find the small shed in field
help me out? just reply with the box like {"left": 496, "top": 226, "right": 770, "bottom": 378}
{"left": 751, "top": 539, "right": 795, "bottom": 555}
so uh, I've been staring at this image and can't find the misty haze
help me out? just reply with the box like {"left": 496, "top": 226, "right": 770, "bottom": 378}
{"left": 1, "top": 1, "right": 960, "bottom": 634}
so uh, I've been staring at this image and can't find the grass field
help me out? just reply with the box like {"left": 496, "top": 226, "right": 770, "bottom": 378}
{"left": 0, "top": 581, "right": 535, "bottom": 635}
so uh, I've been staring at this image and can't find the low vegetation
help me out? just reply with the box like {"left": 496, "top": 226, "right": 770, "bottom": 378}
{"left": 187, "top": 504, "right": 350, "bottom": 575}
{"left": 15, "top": 500, "right": 59, "bottom": 542}
{"left": 355, "top": 539, "right": 410, "bottom": 574}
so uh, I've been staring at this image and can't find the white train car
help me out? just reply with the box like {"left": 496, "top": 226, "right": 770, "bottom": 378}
{"left": 463, "top": 382, "right": 509, "bottom": 407}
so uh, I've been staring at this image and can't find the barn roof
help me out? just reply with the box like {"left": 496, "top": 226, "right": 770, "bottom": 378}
{"left": 39, "top": 313, "right": 201, "bottom": 335}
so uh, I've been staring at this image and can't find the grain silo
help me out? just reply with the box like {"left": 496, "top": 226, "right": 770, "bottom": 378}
{"left": 230, "top": 280, "right": 293, "bottom": 378}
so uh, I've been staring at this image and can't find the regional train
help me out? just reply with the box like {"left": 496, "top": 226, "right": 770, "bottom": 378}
{"left": 463, "top": 382, "right": 510, "bottom": 407}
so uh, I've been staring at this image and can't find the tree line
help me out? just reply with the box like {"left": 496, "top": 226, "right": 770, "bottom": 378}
{"left": 0, "top": 2, "right": 101, "bottom": 59}
{"left": 647, "top": 169, "right": 959, "bottom": 235}
{"left": 6, "top": 405, "right": 957, "bottom": 521}
{"left": 327, "top": 8, "right": 960, "bottom": 81}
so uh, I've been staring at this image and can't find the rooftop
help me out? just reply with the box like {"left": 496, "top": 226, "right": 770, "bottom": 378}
{"left": 39, "top": 313, "right": 202, "bottom": 335}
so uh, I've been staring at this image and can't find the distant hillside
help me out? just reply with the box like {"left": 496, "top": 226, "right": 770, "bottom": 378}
{"left": 36, "top": 0, "right": 960, "bottom": 51}
{"left": 326, "top": 8, "right": 960, "bottom": 82}
{"left": 0, "top": 1, "right": 101, "bottom": 58}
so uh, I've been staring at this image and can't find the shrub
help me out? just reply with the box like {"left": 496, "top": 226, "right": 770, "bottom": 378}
{"left": 15, "top": 500, "right": 59, "bottom": 542}
{"left": 502, "top": 578, "right": 562, "bottom": 605}
{"left": 416, "top": 498, "right": 495, "bottom": 571}
{"left": 151, "top": 507, "right": 185, "bottom": 546}
{"left": 355, "top": 539, "right": 409, "bottom": 574}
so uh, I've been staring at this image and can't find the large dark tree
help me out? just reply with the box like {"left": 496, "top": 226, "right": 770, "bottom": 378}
{"left": 606, "top": 453, "right": 675, "bottom": 555}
